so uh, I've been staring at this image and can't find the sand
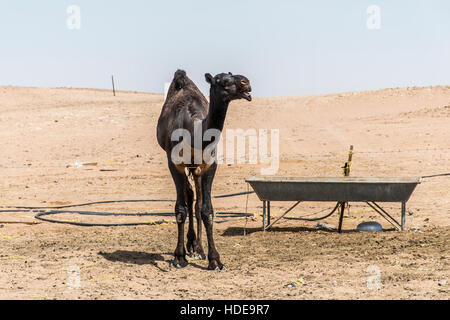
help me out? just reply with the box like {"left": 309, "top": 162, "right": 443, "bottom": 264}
{"left": 0, "top": 85, "right": 448, "bottom": 299}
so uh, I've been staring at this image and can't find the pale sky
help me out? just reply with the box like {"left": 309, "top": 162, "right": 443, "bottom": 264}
{"left": 0, "top": 0, "right": 449, "bottom": 97}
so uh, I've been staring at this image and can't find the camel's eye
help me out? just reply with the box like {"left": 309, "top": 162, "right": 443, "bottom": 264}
{"left": 240, "top": 80, "right": 247, "bottom": 85}
{"left": 222, "top": 78, "right": 232, "bottom": 87}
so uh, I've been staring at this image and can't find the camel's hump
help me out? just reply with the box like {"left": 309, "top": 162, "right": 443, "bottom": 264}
{"left": 174, "top": 69, "right": 187, "bottom": 89}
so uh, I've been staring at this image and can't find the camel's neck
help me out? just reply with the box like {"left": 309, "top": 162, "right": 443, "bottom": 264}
{"left": 203, "top": 95, "right": 229, "bottom": 133}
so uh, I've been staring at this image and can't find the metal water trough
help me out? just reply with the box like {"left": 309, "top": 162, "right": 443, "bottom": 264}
{"left": 246, "top": 176, "right": 422, "bottom": 232}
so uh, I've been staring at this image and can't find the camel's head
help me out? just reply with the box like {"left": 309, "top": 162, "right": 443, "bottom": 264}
{"left": 205, "top": 72, "right": 252, "bottom": 102}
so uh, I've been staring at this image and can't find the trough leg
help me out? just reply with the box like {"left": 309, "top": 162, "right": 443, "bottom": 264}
{"left": 338, "top": 202, "right": 345, "bottom": 233}
{"left": 267, "top": 201, "right": 271, "bottom": 226}
{"left": 262, "top": 201, "right": 266, "bottom": 231}
{"left": 401, "top": 202, "right": 406, "bottom": 231}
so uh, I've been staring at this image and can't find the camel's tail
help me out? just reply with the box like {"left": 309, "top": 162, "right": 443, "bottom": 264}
{"left": 173, "top": 69, "right": 187, "bottom": 90}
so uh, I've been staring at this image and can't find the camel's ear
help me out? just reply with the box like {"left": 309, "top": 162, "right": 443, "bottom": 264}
{"left": 205, "top": 73, "right": 214, "bottom": 85}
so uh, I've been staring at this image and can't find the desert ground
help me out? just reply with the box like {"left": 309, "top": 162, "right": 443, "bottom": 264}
{"left": 0, "top": 85, "right": 449, "bottom": 299}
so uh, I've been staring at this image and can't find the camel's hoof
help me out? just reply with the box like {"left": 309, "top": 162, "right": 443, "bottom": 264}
{"left": 207, "top": 260, "right": 226, "bottom": 271}
{"left": 187, "top": 247, "right": 206, "bottom": 260}
{"left": 170, "top": 259, "right": 188, "bottom": 269}
{"left": 197, "top": 252, "right": 206, "bottom": 260}
{"left": 170, "top": 262, "right": 187, "bottom": 269}
{"left": 187, "top": 243, "right": 206, "bottom": 261}
{"left": 188, "top": 253, "right": 205, "bottom": 261}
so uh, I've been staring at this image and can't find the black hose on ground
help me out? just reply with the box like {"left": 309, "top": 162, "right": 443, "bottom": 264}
{"left": 421, "top": 173, "right": 450, "bottom": 179}
{"left": 283, "top": 202, "right": 341, "bottom": 221}
{"left": 0, "top": 191, "right": 255, "bottom": 227}
{"left": 0, "top": 192, "right": 255, "bottom": 210}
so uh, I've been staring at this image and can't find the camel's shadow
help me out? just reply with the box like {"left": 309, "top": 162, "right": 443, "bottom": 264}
{"left": 221, "top": 226, "right": 396, "bottom": 236}
{"left": 99, "top": 250, "right": 169, "bottom": 272}
{"left": 98, "top": 250, "right": 207, "bottom": 271}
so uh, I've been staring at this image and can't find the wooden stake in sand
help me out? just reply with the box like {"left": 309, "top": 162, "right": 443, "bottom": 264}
{"left": 338, "top": 145, "right": 354, "bottom": 233}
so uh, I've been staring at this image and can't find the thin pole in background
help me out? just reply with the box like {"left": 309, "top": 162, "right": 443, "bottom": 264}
{"left": 111, "top": 75, "right": 116, "bottom": 96}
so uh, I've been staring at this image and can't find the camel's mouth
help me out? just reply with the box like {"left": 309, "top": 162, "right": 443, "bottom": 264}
{"left": 241, "top": 91, "right": 252, "bottom": 101}
{"left": 228, "top": 74, "right": 252, "bottom": 102}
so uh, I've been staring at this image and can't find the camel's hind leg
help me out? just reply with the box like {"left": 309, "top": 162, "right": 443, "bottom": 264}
{"left": 185, "top": 175, "right": 196, "bottom": 257}
{"left": 186, "top": 174, "right": 206, "bottom": 260}
{"left": 192, "top": 174, "right": 206, "bottom": 259}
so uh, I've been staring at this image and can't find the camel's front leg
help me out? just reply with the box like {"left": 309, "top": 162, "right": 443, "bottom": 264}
{"left": 168, "top": 161, "right": 189, "bottom": 268}
{"left": 200, "top": 163, "right": 225, "bottom": 270}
